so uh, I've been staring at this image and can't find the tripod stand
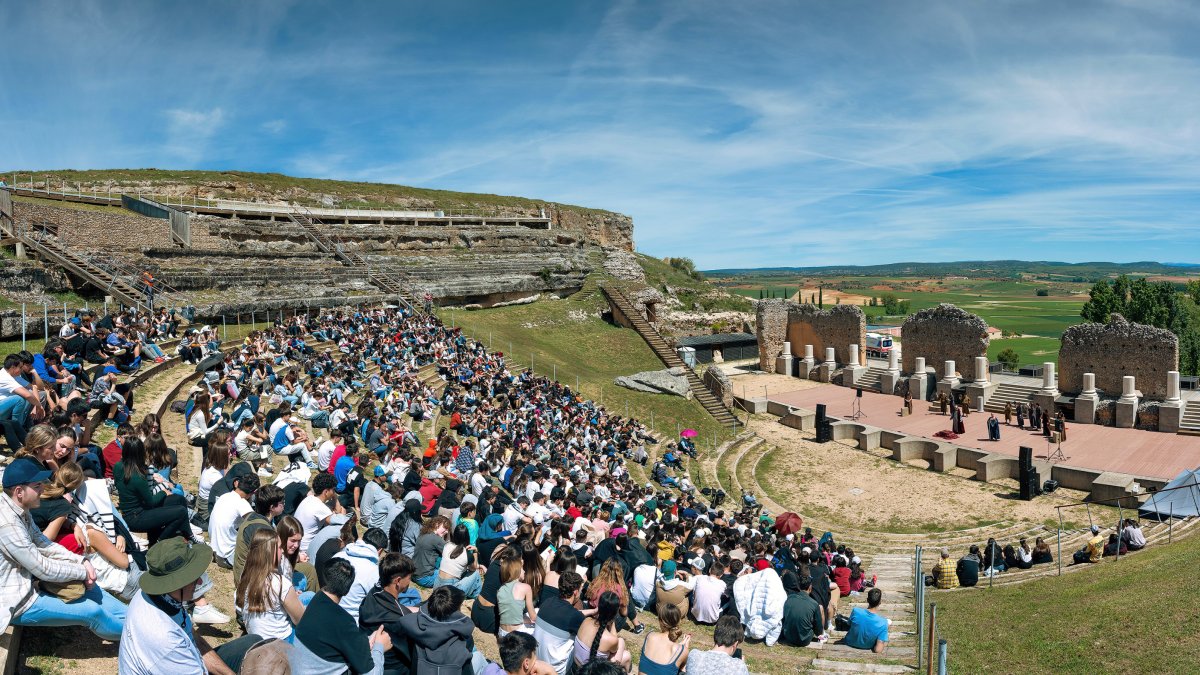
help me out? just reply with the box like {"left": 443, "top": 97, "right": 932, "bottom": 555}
{"left": 849, "top": 389, "right": 866, "bottom": 420}
{"left": 1045, "top": 435, "right": 1065, "bottom": 463}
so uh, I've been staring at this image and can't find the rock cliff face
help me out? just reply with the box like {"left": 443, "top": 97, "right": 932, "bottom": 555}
{"left": 552, "top": 206, "right": 633, "bottom": 251}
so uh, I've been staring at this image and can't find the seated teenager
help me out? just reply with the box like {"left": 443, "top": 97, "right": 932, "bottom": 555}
{"left": 684, "top": 615, "right": 749, "bottom": 675}
{"left": 290, "top": 557, "right": 390, "bottom": 674}
{"left": 396, "top": 585, "right": 476, "bottom": 674}
{"left": 0, "top": 457, "right": 127, "bottom": 641}
{"left": 843, "top": 587, "right": 889, "bottom": 654}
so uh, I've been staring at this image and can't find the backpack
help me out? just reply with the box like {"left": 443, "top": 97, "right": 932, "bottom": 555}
{"left": 169, "top": 400, "right": 187, "bottom": 414}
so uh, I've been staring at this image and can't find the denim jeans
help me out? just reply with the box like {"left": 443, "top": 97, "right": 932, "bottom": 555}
{"left": 13, "top": 584, "right": 127, "bottom": 640}
{"left": 434, "top": 571, "right": 483, "bottom": 599}
{"left": 310, "top": 410, "right": 330, "bottom": 428}
{"left": 0, "top": 394, "right": 31, "bottom": 450}
{"left": 415, "top": 572, "right": 437, "bottom": 588}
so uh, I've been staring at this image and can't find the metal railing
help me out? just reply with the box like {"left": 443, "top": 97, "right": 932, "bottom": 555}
{"left": 914, "top": 545, "right": 949, "bottom": 673}
{"left": 1052, "top": 480, "right": 1199, "bottom": 575}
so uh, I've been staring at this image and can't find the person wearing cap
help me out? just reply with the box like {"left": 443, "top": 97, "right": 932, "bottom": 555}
{"left": 359, "top": 464, "right": 394, "bottom": 531}
{"left": 87, "top": 364, "right": 127, "bottom": 429}
{"left": 0, "top": 457, "right": 127, "bottom": 640}
{"left": 931, "top": 548, "right": 958, "bottom": 589}
{"left": 1074, "top": 525, "right": 1105, "bottom": 564}
{"left": 119, "top": 537, "right": 261, "bottom": 675}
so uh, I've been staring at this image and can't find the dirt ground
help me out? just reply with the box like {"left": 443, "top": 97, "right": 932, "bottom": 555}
{"left": 790, "top": 287, "right": 873, "bottom": 306}
{"left": 720, "top": 366, "right": 825, "bottom": 400}
{"left": 747, "top": 416, "right": 1108, "bottom": 533}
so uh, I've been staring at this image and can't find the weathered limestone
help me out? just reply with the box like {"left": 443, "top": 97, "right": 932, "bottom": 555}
{"left": 798, "top": 344, "right": 817, "bottom": 379}
{"left": 908, "top": 356, "right": 930, "bottom": 401}
{"left": 614, "top": 368, "right": 691, "bottom": 398}
{"left": 757, "top": 301, "right": 866, "bottom": 373}
{"left": 1074, "top": 372, "right": 1099, "bottom": 424}
{"left": 844, "top": 342, "right": 865, "bottom": 385}
{"left": 974, "top": 356, "right": 989, "bottom": 383}
{"left": 1115, "top": 375, "right": 1139, "bottom": 428}
{"left": 702, "top": 366, "right": 734, "bottom": 408}
{"left": 817, "top": 346, "right": 837, "bottom": 383}
{"left": 900, "top": 303, "right": 990, "bottom": 374}
{"left": 1160, "top": 370, "right": 1184, "bottom": 433}
{"left": 935, "top": 359, "right": 960, "bottom": 400}
{"left": 1041, "top": 362, "right": 1059, "bottom": 396}
{"left": 775, "top": 340, "right": 794, "bottom": 376}
{"left": 1059, "top": 314, "right": 1178, "bottom": 399}
{"left": 879, "top": 348, "right": 902, "bottom": 394}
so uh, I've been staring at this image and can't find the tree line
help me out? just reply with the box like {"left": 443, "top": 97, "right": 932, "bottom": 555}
{"left": 1081, "top": 275, "right": 1200, "bottom": 375}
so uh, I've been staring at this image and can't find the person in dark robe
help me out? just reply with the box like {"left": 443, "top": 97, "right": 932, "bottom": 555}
{"left": 986, "top": 414, "right": 1000, "bottom": 441}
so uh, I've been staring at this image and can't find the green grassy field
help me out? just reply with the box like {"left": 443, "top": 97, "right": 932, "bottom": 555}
{"left": 931, "top": 531, "right": 1200, "bottom": 674}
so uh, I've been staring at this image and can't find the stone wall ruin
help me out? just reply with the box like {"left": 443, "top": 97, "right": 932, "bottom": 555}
{"left": 1058, "top": 314, "right": 1178, "bottom": 399}
{"left": 756, "top": 300, "right": 866, "bottom": 370}
{"left": 900, "top": 303, "right": 990, "bottom": 376}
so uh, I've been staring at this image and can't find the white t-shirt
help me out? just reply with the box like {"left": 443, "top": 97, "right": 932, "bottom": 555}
{"left": 316, "top": 440, "right": 337, "bottom": 472}
{"left": 691, "top": 574, "right": 726, "bottom": 624}
{"left": 0, "top": 369, "right": 23, "bottom": 399}
{"left": 209, "top": 491, "right": 252, "bottom": 562}
{"left": 118, "top": 592, "right": 204, "bottom": 674}
{"left": 242, "top": 573, "right": 295, "bottom": 640}
{"left": 295, "top": 494, "right": 333, "bottom": 552}
{"left": 631, "top": 564, "right": 659, "bottom": 607}
{"left": 198, "top": 467, "right": 224, "bottom": 502}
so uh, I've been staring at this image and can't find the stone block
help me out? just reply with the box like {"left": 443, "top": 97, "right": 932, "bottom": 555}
{"left": 766, "top": 400, "right": 796, "bottom": 417}
{"left": 964, "top": 381, "right": 997, "bottom": 411}
{"left": 931, "top": 445, "right": 959, "bottom": 473}
{"left": 775, "top": 354, "right": 794, "bottom": 376}
{"left": 817, "top": 363, "right": 835, "bottom": 383}
{"left": 733, "top": 396, "right": 767, "bottom": 414}
{"left": 880, "top": 371, "right": 902, "bottom": 395}
{"left": 1090, "top": 471, "right": 1140, "bottom": 502}
{"left": 1030, "top": 392, "right": 1057, "bottom": 414}
{"left": 1060, "top": 314, "right": 1178, "bottom": 399}
{"left": 798, "top": 360, "right": 816, "bottom": 379}
{"left": 1115, "top": 399, "right": 1138, "bottom": 428}
{"left": 935, "top": 379, "right": 958, "bottom": 400}
{"left": 857, "top": 428, "right": 883, "bottom": 451}
{"left": 1159, "top": 401, "right": 1184, "bottom": 434}
{"left": 1074, "top": 395, "right": 1098, "bottom": 425}
{"left": 842, "top": 365, "right": 865, "bottom": 386}
{"left": 975, "top": 454, "right": 1020, "bottom": 483}
{"left": 780, "top": 408, "right": 816, "bottom": 431}
{"left": 908, "top": 373, "right": 930, "bottom": 401}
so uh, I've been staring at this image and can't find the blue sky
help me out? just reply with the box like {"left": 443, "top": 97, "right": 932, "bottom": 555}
{"left": 4, "top": 0, "right": 1200, "bottom": 269}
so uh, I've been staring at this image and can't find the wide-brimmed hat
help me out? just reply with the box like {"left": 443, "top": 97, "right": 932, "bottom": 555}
{"left": 139, "top": 537, "right": 213, "bottom": 595}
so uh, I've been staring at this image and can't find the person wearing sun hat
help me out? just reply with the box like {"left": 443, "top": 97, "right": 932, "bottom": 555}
{"left": 0, "top": 457, "right": 127, "bottom": 640}
{"left": 119, "top": 536, "right": 263, "bottom": 675}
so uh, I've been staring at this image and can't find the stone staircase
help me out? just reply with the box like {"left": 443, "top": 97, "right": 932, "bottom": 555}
{"left": 983, "top": 381, "right": 1040, "bottom": 414}
{"left": 22, "top": 231, "right": 147, "bottom": 307}
{"left": 854, "top": 367, "right": 888, "bottom": 392}
{"left": 1179, "top": 400, "right": 1200, "bottom": 433}
{"left": 289, "top": 209, "right": 420, "bottom": 311}
{"left": 600, "top": 283, "right": 741, "bottom": 428}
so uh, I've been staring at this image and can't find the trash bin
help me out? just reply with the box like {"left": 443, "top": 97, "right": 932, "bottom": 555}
{"left": 677, "top": 346, "right": 696, "bottom": 368}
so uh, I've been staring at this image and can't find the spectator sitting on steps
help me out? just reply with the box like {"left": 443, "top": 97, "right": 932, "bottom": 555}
{"left": 1121, "top": 519, "right": 1147, "bottom": 551}
{"left": 956, "top": 545, "right": 981, "bottom": 587}
{"left": 843, "top": 587, "right": 889, "bottom": 654}
{"left": 931, "top": 547, "right": 958, "bottom": 589}
{"left": 1073, "top": 525, "right": 1104, "bottom": 564}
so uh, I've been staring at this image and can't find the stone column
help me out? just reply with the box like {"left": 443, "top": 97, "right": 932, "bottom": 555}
{"left": 1041, "top": 362, "right": 1058, "bottom": 395}
{"left": 974, "top": 356, "right": 989, "bottom": 383}
{"left": 909, "top": 356, "right": 929, "bottom": 402}
{"left": 775, "top": 341, "right": 794, "bottom": 377}
{"left": 914, "top": 357, "right": 926, "bottom": 374}
{"left": 942, "top": 360, "right": 957, "bottom": 382}
{"left": 1116, "top": 375, "right": 1138, "bottom": 428}
{"left": 1075, "top": 372, "right": 1099, "bottom": 424}
{"left": 844, "top": 343, "right": 865, "bottom": 386}
{"left": 825, "top": 347, "right": 836, "bottom": 365}
{"left": 887, "top": 348, "right": 899, "bottom": 373}
{"left": 881, "top": 347, "right": 902, "bottom": 395}
{"left": 798, "top": 344, "right": 817, "bottom": 379}
{"left": 818, "top": 347, "right": 837, "bottom": 383}
{"left": 1161, "top": 370, "right": 1185, "bottom": 433}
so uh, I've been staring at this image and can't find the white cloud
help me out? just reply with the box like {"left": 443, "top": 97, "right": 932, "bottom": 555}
{"left": 262, "top": 119, "right": 287, "bottom": 134}
{"left": 164, "top": 107, "right": 226, "bottom": 162}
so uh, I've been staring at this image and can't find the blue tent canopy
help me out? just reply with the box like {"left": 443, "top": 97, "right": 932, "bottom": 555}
{"left": 1139, "top": 468, "right": 1200, "bottom": 519}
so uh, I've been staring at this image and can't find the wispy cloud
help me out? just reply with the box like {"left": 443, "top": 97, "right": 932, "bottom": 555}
{"left": 164, "top": 108, "right": 226, "bottom": 162}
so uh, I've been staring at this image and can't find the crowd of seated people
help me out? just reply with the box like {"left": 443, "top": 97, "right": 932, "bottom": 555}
{"left": 0, "top": 303, "right": 905, "bottom": 674}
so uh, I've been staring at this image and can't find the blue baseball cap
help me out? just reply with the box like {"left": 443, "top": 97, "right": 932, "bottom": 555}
{"left": 2, "top": 458, "right": 53, "bottom": 489}
{"left": 103, "top": 366, "right": 120, "bottom": 375}
{"left": 373, "top": 465, "right": 387, "bottom": 477}
{"left": 70, "top": 317, "right": 81, "bottom": 325}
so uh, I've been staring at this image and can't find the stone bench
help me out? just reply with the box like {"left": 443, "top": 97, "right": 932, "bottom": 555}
{"left": 779, "top": 407, "right": 815, "bottom": 431}
{"left": 975, "top": 453, "right": 1020, "bottom": 482}
{"left": 732, "top": 396, "right": 767, "bottom": 414}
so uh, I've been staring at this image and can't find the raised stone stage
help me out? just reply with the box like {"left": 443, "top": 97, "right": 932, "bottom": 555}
{"left": 767, "top": 383, "right": 1200, "bottom": 481}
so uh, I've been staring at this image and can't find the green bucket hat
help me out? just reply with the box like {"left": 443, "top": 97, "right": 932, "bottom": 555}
{"left": 139, "top": 537, "right": 213, "bottom": 596}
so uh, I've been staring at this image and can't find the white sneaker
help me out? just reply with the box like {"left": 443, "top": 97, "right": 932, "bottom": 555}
{"left": 257, "top": 466, "right": 274, "bottom": 477}
{"left": 190, "top": 523, "right": 204, "bottom": 538}
{"left": 191, "top": 603, "right": 230, "bottom": 625}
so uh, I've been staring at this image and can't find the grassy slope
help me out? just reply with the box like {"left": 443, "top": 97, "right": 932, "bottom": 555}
{"left": 3, "top": 168, "right": 615, "bottom": 214}
{"left": 932, "top": 532, "right": 1200, "bottom": 674}
{"left": 636, "top": 254, "right": 755, "bottom": 315}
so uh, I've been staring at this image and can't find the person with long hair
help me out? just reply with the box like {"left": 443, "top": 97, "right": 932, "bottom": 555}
{"left": 136, "top": 413, "right": 161, "bottom": 441}
{"left": 195, "top": 439, "right": 230, "bottom": 528}
{"left": 519, "top": 537, "right": 546, "bottom": 604}
{"left": 472, "top": 543, "right": 517, "bottom": 639}
{"left": 588, "top": 558, "right": 643, "bottom": 633}
{"left": 436, "top": 523, "right": 484, "bottom": 598}
{"left": 573, "top": 591, "right": 632, "bottom": 672}
{"left": 14, "top": 424, "right": 57, "bottom": 468}
{"left": 388, "top": 498, "right": 423, "bottom": 558}
{"left": 187, "top": 390, "right": 220, "bottom": 451}
{"left": 112, "top": 436, "right": 193, "bottom": 545}
{"left": 52, "top": 426, "right": 101, "bottom": 479}
{"left": 236, "top": 528, "right": 306, "bottom": 641}
{"left": 497, "top": 553, "right": 537, "bottom": 638}
{"left": 275, "top": 514, "right": 316, "bottom": 594}
{"left": 638, "top": 603, "right": 690, "bottom": 675}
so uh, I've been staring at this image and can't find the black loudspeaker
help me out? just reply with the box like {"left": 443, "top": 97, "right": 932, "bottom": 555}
{"left": 1043, "top": 479, "right": 1059, "bottom": 494}
{"left": 816, "top": 404, "right": 827, "bottom": 423}
{"left": 1019, "top": 446, "right": 1033, "bottom": 471}
{"left": 1020, "top": 469, "right": 1042, "bottom": 501}
{"left": 856, "top": 388, "right": 863, "bottom": 398}
{"left": 816, "top": 420, "right": 832, "bottom": 443}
